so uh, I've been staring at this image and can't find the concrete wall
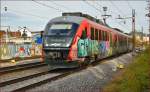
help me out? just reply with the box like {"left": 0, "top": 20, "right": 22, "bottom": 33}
{"left": 0, "top": 43, "right": 42, "bottom": 60}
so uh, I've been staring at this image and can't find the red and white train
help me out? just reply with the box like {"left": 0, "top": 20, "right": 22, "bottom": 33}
{"left": 42, "top": 12, "right": 132, "bottom": 69}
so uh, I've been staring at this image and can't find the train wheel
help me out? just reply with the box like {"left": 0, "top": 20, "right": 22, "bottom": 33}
{"left": 84, "top": 57, "right": 91, "bottom": 65}
{"left": 78, "top": 57, "right": 91, "bottom": 68}
{"left": 94, "top": 55, "right": 98, "bottom": 61}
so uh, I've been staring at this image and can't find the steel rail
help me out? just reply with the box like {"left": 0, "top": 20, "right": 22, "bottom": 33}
{"left": 0, "top": 62, "right": 46, "bottom": 74}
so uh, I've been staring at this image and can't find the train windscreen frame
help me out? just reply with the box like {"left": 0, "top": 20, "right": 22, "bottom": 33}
{"left": 45, "top": 23, "right": 79, "bottom": 37}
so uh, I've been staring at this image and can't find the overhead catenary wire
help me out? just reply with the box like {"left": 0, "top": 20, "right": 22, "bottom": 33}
{"left": 32, "top": 0, "right": 64, "bottom": 13}
{"left": 109, "top": 0, "right": 127, "bottom": 17}
{"left": 49, "top": 1, "right": 70, "bottom": 12}
{"left": 83, "top": 0, "right": 102, "bottom": 14}
{"left": 90, "top": 1, "right": 131, "bottom": 31}
{"left": 92, "top": 1, "right": 102, "bottom": 9}
{"left": 125, "top": 0, "right": 142, "bottom": 29}
{"left": 5, "top": 8, "right": 48, "bottom": 20}
{"left": 126, "top": 0, "right": 133, "bottom": 9}
{"left": 110, "top": 0, "right": 142, "bottom": 31}
{"left": 108, "top": 0, "right": 131, "bottom": 31}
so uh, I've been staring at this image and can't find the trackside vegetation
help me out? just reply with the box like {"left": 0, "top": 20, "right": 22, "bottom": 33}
{"left": 102, "top": 47, "right": 150, "bottom": 92}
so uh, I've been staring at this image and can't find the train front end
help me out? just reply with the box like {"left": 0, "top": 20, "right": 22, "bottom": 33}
{"left": 42, "top": 17, "right": 80, "bottom": 69}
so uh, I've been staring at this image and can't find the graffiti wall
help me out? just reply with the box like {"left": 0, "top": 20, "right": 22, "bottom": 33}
{"left": 0, "top": 43, "right": 42, "bottom": 60}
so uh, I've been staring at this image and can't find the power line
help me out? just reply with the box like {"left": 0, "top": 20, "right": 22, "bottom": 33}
{"left": 91, "top": 1, "right": 102, "bottom": 9}
{"left": 4, "top": 7, "right": 48, "bottom": 20}
{"left": 109, "top": 0, "right": 131, "bottom": 30}
{"left": 50, "top": 1, "right": 70, "bottom": 11}
{"left": 109, "top": 0, "right": 126, "bottom": 17}
{"left": 113, "top": 18, "right": 131, "bottom": 31}
{"left": 125, "top": 0, "right": 142, "bottom": 28}
{"left": 83, "top": 0, "right": 102, "bottom": 14}
{"left": 110, "top": 0, "right": 141, "bottom": 30}
{"left": 105, "top": 8, "right": 130, "bottom": 31}
{"left": 93, "top": 1, "right": 130, "bottom": 31}
{"left": 32, "top": 0, "right": 64, "bottom": 13}
{"left": 126, "top": 0, "right": 133, "bottom": 9}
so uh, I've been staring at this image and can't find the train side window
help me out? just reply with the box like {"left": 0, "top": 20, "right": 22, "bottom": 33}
{"left": 107, "top": 32, "right": 109, "bottom": 41}
{"left": 110, "top": 33, "right": 113, "bottom": 46}
{"left": 122, "top": 37, "right": 123, "bottom": 45}
{"left": 102, "top": 31, "right": 104, "bottom": 41}
{"left": 104, "top": 31, "right": 106, "bottom": 41}
{"left": 81, "top": 28, "right": 87, "bottom": 39}
{"left": 101, "top": 30, "right": 102, "bottom": 41}
{"left": 99, "top": 30, "right": 101, "bottom": 41}
{"left": 118, "top": 36, "right": 120, "bottom": 45}
{"left": 95, "top": 29, "right": 98, "bottom": 40}
{"left": 105, "top": 31, "right": 108, "bottom": 41}
{"left": 91, "top": 27, "right": 94, "bottom": 40}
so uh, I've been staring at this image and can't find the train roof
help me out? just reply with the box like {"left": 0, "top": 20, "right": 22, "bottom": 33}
{"left": 48, "top": 12, "right": 104, "bottom": 25}
{"left": 48, "top": 16, "right": 84, "bottom": 24}
{"left": 47, "top": 15, "right": 131, "bottom": 38}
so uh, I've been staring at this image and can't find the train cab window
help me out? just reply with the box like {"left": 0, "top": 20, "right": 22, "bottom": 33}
{"left": 81, "top": 28, "right": 87, "bottom": 39}
{"left": 91, "top": 27, "right": 94, "bottom": 40}
{"left": 95, "top": 29, "right": 98, "bottom": 40}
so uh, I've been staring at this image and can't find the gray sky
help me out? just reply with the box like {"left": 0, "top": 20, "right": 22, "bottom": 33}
{"left": 1, "top": 0, "right": 149, "bottom": 34}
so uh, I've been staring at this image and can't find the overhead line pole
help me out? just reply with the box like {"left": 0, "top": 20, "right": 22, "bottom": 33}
{"left": 116, "top": 9, "right": 136, "bottom": 52}
{"left": 146, "top": 0, "right": 150, "bottom": 44}
{"left": 132, "top": 9, "right": 136, "bottom": 52}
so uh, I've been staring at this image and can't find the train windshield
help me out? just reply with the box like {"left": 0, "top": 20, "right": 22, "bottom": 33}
{"left": 46, "top": 23, "right": 78, "bottom": 36}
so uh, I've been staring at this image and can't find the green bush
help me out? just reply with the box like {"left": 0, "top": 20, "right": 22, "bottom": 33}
{"left": 103, "top": 47, "right": 150, "bottom": 92}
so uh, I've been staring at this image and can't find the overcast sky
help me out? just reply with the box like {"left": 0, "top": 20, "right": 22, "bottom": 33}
{"left": 0, "top": 0, "right": 149, "bottom": 34}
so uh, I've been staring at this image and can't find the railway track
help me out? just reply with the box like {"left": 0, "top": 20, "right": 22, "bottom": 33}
{"left": 0, "top": 62, "right": 47, "bottom": 74}
{"left": 0, "top": 52, "right": 131, "bottom": 92}
{"left": 0, "top": 68, "right": 78, "bottom": 92}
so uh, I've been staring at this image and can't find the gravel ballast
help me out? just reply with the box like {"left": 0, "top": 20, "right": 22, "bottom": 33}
{"left": 27, "top": 53, "right": 133, "bottom": 92}
{"left": 0, "top": 66, "right": 49, "bottom": 83}
{"left": 1, "top": 73, "right": 62, "bottom": 92}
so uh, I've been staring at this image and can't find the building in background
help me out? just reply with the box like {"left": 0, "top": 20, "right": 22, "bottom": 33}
{"left": 129, "top": 31, "right": 150, "bottom": 46}
{"left": 0, "top": 27, "right": 43, "bottom": 60}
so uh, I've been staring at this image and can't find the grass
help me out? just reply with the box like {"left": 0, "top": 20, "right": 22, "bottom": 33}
{"left": 102, "top": 47, "right": 150, "bottom": 92}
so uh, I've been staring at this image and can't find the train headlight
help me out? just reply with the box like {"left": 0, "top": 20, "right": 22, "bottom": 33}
{"left": 66, "top": 43, "right": 70, "bottom": 47}
{"left": 45, "top": 44, "right": 49, "bottom": 46}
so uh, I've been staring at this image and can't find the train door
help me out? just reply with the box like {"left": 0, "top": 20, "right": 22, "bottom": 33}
{"left": 77, "top": 27, "right": 88, "bottom": 58}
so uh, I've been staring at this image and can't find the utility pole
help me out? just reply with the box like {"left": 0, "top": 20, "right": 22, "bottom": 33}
{"left": 132, "top": 9, "right": 136, "bottom": 51}
{"left": 116, "top": 9, "right": 136, "bottom": 52}
{"left": 4, "top": 7, "right": 8, "bottom": 43}
{"left": 146, "top": 0, "right": 150, "bottom": 44}
{"left": 101, "top": 6, "right": 111, "bottom": 24}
